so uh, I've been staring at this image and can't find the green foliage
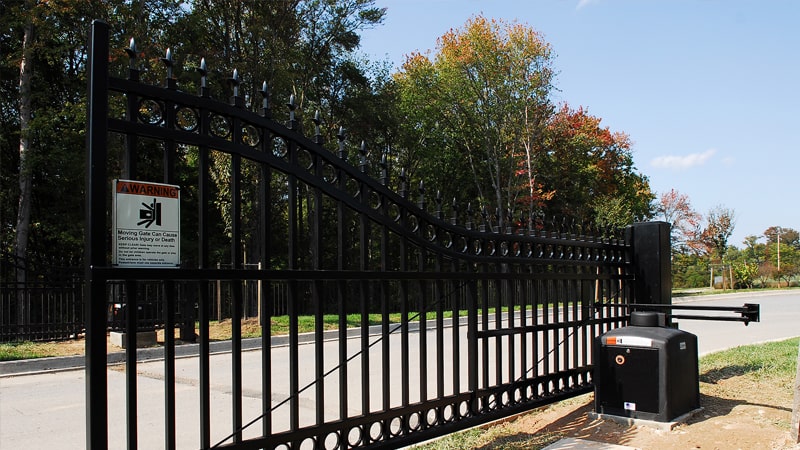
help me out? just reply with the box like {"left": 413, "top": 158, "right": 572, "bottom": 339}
{"left": 394, "top": 16, "right": 557, "bottom": 228}
{"left": 5, "top": 2, "right": 653, "bottom": 273}
{"left": 3, "top": 0, "right": 392, "bottom": 271}
{"left": 1, "top": 0, "right": 189, "bottom": 269}
{"left": 673, "top": 223, "right": 800, "bottom": 289}
{"left": 171, "top": 1, "right": 389, "bottom": 268}
{"left": 672, "top": 253, "right": 709, "bottom": 289}
{"left": 731, "top": 261, "right": 758, "bottom": 289}
{"left": 394, "top": 17, "right": 653, "bottom": 228}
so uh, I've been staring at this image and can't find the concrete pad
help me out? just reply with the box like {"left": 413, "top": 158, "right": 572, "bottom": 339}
{"left": 542, "top": 438, "right": 640, "bottom": 450}
{"left": 587, "top": 408, "right": 703, "bottom": 432}
{"left": 542, "top": 437, "right": 640, "bottom": 449}
{"left": 109, "top": 330, "right": 157, "bottom": 348}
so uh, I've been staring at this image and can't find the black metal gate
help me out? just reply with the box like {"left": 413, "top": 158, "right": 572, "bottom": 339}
{"left": 85, "top": 20, "right": 657, "bottom": 449}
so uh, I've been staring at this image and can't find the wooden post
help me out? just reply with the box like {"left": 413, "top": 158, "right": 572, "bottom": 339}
{"left": 792, "top": 341, "right": 800, "bottom": 443}
{"left": 729, "top": 265, "right": 734, "bottom": 290}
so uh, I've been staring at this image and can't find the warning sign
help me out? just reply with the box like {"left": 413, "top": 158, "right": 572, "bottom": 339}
{"left": 113, "top": 179, "right": 181, "bottom": 267}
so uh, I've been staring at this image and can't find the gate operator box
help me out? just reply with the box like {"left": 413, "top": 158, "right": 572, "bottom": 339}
{"left": 594, "top": 312, "right": 700, "bottom": 422}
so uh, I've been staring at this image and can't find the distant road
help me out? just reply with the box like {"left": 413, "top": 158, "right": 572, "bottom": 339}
{"left": 673, "top": 289, "right": 800, "bottom": 355}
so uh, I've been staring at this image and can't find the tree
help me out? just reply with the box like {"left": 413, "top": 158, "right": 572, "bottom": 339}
{"left": 538, "top": 105, "right": 653, "bottom": 226}
{"left": 394, "top": 17, "right": 655, "bottom": 230}
{"left": 765, "top": 226, "right": 799, "bottom": 246}
{"left": 758, "top": 261, "right": 774, "bottom": 287}
{"left": 14, "top": 0, "right": 34, "bottom": 283}
{"left": 763, "top": 229, "right": 799, "bottom": 286}
{"left": 2, "top": 0, "right": 390, "bottom": 278}
{"left": 672, "top": 252, "right": 709, "bottom": 288}
{"left": 394, "top": 15, "right": 556, "bottom": 229}
{"left": 5, "top": 1, "right": 125, "bottom": 274}
{"left": 181, "top": 0, "right": 386, "bottom": 138}
{"left": 2, "top": 0, "right": 186, "bottom": 279}
{"left": 702, "top": 205, "right": 736, "bottom": 260}
{"left": 742, "top": 235, "right": 764, "bottom": 261}
{"left": 655, "top": 188, "right": 702, "bottom": 253}
{"left": 764, "top": 226, "right": 799, "bottom": 251}
{"left": 784, "top": 228, "right": 800, "bottom": 249}
{"left": 774, "top": 264, "right": 797, "bottom": 288}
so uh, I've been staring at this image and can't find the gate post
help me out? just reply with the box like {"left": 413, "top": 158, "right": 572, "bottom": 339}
{"left": 85, "top": 19, "right": 110, "bottom": 449}
{"left": 627, "top": 222, "right": 672, "bottom": 305}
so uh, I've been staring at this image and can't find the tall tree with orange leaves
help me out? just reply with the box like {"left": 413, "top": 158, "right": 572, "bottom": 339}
{"left": 535, "top": 105, "right": 653, "bottom": 226}
{"left": 395, "top": 16, "right": 652, "bottom": 229}
{"left": 656, "top": 188, "right": 702, "bottom": 253}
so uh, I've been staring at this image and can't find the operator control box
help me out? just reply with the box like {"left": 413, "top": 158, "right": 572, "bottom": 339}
{"left": 594, "top": 313, "right": 700, "bottom": 422}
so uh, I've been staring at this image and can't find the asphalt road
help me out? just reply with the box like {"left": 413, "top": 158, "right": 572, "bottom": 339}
{"left": 673, "top": 290, "right": 800, "bottom": 355}
{"left": 1, "top": 290, "right": 798, "bottom": 449}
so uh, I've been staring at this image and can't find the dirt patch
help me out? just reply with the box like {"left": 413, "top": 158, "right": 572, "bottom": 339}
{"left": 501, "top": 375, "right": 798, "bottom": 449}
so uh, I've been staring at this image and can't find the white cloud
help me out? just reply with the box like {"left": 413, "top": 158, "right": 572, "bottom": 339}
{"left": 576, "top": 0, "right": 600, "bottom": 10}
{"left": 651, "top": 149, "right": 717, "bottom": 170}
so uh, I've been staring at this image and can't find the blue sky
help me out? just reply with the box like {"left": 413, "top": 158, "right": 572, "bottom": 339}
{"left": 358, "top": 0, "right": 799, "bottom": 247}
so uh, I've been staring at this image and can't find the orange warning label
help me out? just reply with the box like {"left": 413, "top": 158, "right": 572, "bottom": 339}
{"left": 605, "top": 335, "right": 653, "bottom": 347}
{"left": 116, "top": 180, "right": 179, "bottom": 198}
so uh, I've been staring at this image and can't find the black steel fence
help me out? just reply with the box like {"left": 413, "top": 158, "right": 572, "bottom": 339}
{"left": 0, "top": 252, "right": 84, "bottom": 342}
{"left": 83, "top": 20, "right": 666, "bottom": 450}
{"left": 1, "top": 261, "right": 288, "bottom": 342}
{"left": 0, "top": 281, "right": 83, "bottom": 342}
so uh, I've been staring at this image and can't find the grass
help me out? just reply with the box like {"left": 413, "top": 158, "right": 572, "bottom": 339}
{"left": 0, "top": 341, "right": 68, "bottom": 361}
{"left": 269, "top": 312, "right": 413, "bottom": 336}
{"left": 699, "top": 337, "right": 799, "bottom": 384}
{"left": 221, "top": 305, "right": 540, "bottom": 339}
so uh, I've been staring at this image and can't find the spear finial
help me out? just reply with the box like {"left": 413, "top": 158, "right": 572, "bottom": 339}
{"left": 260, "top": 81, "right": 270, "bottom": 117}
{"left": 161, "top": 48, "right": 174, "bottom": 87}
{"left": 337, "top": 127, "right": 346, "bottom": 160}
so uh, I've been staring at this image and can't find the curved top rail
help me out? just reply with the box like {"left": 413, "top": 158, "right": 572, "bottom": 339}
{"left": 105, "top": 34, "right": 627, "bottom": 268}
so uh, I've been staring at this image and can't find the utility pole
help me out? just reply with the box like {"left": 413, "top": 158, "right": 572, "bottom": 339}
{"left": 792, "top": 341, "right": 800, "bottom": 443}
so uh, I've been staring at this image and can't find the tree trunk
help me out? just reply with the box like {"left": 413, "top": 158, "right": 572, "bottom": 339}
{"left": 15, "top": 12, "right": 34, "bottom": 284}
{"left": 15, "top": 9, "right": 34, "bottom": 339}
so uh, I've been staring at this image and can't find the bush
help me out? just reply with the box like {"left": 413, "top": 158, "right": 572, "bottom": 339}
{"left": 683, "top": 273, "right": 708, "bottom": 288}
